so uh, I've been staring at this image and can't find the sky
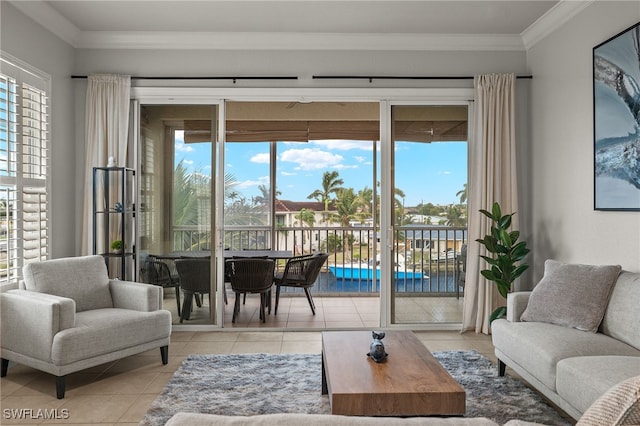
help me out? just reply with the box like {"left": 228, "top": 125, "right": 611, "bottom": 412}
{"left": 175, "top": 132, "right": 467, "bottom": 207}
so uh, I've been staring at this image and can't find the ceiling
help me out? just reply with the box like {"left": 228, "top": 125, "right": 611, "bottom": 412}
{"left": 9, "top": 0, "right": 591, "bottom": 51}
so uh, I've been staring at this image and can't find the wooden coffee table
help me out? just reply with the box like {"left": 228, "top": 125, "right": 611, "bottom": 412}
{"left": 321, "top": 330, "right": 465, "bottom": 417}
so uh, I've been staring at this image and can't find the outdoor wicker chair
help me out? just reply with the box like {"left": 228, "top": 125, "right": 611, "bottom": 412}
{"left": 227, "top": 258, "right": 275, "bottom": 323}
{"left": 274, "top": 252, "right": 329, "bottom": 315}
{"left": 141, "top": 257, "right": 181, "bottom": 317}
{"left": 175, "top": 258, "right": 210, "bottom": 323}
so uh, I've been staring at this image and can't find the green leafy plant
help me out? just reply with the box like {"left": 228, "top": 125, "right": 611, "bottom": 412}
{"left": 476, "top": 202, "right": 530, "bottom": 323}
{"left": 110, "top": 240, "right": 124, "bottom": 252}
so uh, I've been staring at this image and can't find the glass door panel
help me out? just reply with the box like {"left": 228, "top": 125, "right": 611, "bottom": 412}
{"left": 223, "top": 141, "right": 272, "bottom": 249}
{"left": 223, "top": 101, "right": 380, "bottom": 327}
{"left": 390, "top": 105, "right": 468, "bottom": 325}
{"left": 138, "top": 104, "right": 217, "bottom": 325}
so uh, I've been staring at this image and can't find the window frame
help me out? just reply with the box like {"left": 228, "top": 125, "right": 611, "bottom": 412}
{"left": 0, "top": 52, "right": 51, "bottom": 287}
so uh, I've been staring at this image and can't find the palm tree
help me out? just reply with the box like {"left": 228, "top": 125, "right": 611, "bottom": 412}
{"left": 307, "top": 171, "right": 344, "bottom": 223}
{"left": 173, "top": 160, "right": 216, "bottom": 250}
{"left": 173, "top": 160, "right": 198, "bottom": 228}
{"left": 294, "top": 208, "right": 316, "bottom": 252}
{"left": 445, "top": 205, "right": 466, "bottom": 226}
{"left": 253, "top": 184, "right": 281, "bottom": 208}
{"left": 456, "top": 183, "right": 468, "bottom": 204}
{"left": 330, "top": 188, "right": 362, "bottom": 260}
{"left": 333, "top": 188, "right": 360, "bottom": 227}
{"left": 356, "top": 186, "right": 374, "bottom": 216}
{"left": 294, "top": 208, "right": 316, "bottom": 228}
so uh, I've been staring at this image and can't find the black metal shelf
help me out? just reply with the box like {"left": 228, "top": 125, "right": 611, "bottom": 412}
{"left": 93, "top": 166, "right": 137, "bottom": 280}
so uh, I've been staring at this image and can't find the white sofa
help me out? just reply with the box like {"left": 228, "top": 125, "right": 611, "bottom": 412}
{"left": 492, "top": 261, "right": 640, "bottom": 421}
{"left": 0, "top": 255, "right": 172, "bottom": 398}
{"left": 164, "top": 413, "right": 542, "bottom": 426}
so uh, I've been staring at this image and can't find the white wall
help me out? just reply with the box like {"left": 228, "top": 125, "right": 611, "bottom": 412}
{"left": 527, "top": 1, "right": 640, "bottom": 278}
{"left": 0, "top": 2, "right": 76, "bottom": 258}
{"left": 72, "top": 47, "right": 531, "bottom": 254}
{"left": 73, "top": 49, "right": 528, "bottom": 88}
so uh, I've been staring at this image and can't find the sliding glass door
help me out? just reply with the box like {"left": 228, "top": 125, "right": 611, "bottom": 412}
{"left": 387, "top": 104, "right": 469, "bottom": 325}
{"left": 137, "top": 104, "right": 218, "bottom": 325}
{"left": 130, "top": 88, "right": 473, "bottom": 329}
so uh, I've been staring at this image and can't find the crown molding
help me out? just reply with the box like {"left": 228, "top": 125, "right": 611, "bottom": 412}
{"left": 521, "top": 0, "right": 594, "bottom": 50}
{"left": 9, "top": 0, "right": 80, "bottom": 46}
{"left": 10, "top": 0, "right": 591, "bottom": 52}
{"left": 75, "top": 31, "right": 525, "bottom": 51}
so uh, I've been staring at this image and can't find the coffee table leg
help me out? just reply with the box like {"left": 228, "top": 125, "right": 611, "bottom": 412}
{"left": 321, "top": 351, "right": 328, "bottom": 395}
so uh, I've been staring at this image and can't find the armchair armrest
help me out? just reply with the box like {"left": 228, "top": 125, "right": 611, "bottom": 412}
{"left": 109, "top": 280, "right": 162, "bottom": 312}
{"left": 1, "top": 290, "right": 75, "bottom": 362}
{"left": 506, "top": 291, "right": 532, "bottom": 322}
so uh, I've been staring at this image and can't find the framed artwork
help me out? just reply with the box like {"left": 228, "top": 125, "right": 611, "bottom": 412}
{"left": 593, "top": 21, "right": 640, "bottom": 211}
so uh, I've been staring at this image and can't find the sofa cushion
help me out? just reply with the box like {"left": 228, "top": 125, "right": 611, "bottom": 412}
{"left": 556, "top": 356, "right": 640, "bottom": 414}
{"left": 164, "top": 413, "right": 501, "bottom": 426}
{"left": 600, "top": 271, "right": 640, "bottom": 350}
{"left": 577, "top": 375, "right": 640, "bottom": 426}
{"left": 22, "top": 255, "right": 113, "bottom": 312}
{"left": 491, "top": 320, "right": 640, "bottom": 391}
{"left": 51, "top": 308, "right": 171, "bottom": 365}
{"left": 521, "top": 260, "right": 621, "bottom": 332}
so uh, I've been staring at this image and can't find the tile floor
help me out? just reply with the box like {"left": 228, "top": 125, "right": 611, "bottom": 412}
{"left": 170, "top": 292, "right": 465, "bottom": 327}
{"left": 0, "top": 330, "right": 505, "bottom": 425}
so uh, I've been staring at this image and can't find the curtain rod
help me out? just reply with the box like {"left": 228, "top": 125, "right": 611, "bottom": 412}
{"left": 71, "top": 75, "right": 298, "bottom": 83}
{"left": 313, "top": 75, "right": 533, "bottom": 82}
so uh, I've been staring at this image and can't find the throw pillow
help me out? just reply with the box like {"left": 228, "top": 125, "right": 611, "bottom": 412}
{"left": 577, "top": 375, "right": 640, "bottom": 426}
{"left": 520, "top": 259, "right": 621, "bottom": 332}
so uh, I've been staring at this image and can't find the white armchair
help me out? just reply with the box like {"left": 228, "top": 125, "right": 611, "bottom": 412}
{"left": 0, "top": 255, "right": 172, "bottom": 398}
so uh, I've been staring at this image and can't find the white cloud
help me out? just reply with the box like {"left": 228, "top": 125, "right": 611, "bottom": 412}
{"left": 281, "top": 171, "right": 297, "bottom": 176}
{"left": 280, "top": 148, "right": 343, "bottom": 170}
{"left": 183, "top": 159, "right": 194, "bottom": 165}
{"left": 236, "top": 175, "right": 269, "bottom": 189}
{"left": 439, "top": 171, "right": 452, "bottom": 175}
{"left": 354, "top": 156, "right": 366, "bottom": 163}
{"left": 250, "top": 153, "right": 270, "bottom": 164}
{"left": 334, "top": 164, "right": 359, "bottom": 170}
{"left": 175, "top": 142, "right": 194, "bottom": 153}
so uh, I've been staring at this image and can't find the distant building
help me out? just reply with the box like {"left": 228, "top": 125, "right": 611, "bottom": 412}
{"left": 274, "top": 200, "right": 338, "bottom": 254}
{"left": 274, "top": 200, "right": 334, "bottom": 227}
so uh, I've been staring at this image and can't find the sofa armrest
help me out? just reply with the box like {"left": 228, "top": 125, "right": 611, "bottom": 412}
{"left": 506, "top": 291, "right": 532, "bottom": 322}
{"left": 1, "top": 290, "right": 75, "bottom": 362}
{"left": 109, "top": 280, "right": 162, "bottom": 312}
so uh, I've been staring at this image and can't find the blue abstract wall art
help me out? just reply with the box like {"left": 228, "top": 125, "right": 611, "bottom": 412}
{"left": 593, "top": 21, "right": 640, "bottom": 210}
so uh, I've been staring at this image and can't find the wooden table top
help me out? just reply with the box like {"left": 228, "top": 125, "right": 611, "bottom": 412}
{"left": 152, "top": 250, "right": 292, "bottom": 260}
{"left": 321, "top": 330, "right": 466, "bottom": 417}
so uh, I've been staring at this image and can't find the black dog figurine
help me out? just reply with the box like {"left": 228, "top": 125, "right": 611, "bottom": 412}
{"left": 367, "top": 331, "right": 388, "bottom": 363}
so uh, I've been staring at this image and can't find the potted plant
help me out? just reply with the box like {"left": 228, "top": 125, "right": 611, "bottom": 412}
{"left": 476, "top": 202, "right": 530, "bottom": 322}
{"left": 111, "top": 239, "right": 124, "bottom": 254}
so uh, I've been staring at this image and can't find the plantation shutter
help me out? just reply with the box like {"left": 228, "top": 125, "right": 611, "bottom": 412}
{"left": 0, "top": 55, "right": 50, "bottom": 286}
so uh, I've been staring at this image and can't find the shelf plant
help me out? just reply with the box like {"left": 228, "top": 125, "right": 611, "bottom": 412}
{"left": 111, "top": 239, "right": 124, "bottom": 254}
{"left": 476, "top": 202, "right": 530, "bottom": 322}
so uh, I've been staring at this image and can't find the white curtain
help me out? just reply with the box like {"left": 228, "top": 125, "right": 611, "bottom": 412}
{"left": 80, "top": 74, "right": 131, "bottom": 255}
{"left": 461, "top": 73, "right": 519, "bottom": 334}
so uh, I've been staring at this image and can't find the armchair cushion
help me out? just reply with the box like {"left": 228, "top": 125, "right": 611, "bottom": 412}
{"left": 520, "top": 260, "right": 621, "bottom": 332}
{"left": 52, "top": 308, "right": 171, "bottom": 365}
{"left": 22, "top": 255, "right": 113, "bottom": 312}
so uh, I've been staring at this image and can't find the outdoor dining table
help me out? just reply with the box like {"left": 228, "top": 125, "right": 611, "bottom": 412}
{"left": 151, "top": 250, "right": 293, "bottom": 260}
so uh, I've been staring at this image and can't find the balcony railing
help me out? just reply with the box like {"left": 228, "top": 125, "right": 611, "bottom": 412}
{"left": 170, "top": 224, "right": 468, "bottom": 297}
